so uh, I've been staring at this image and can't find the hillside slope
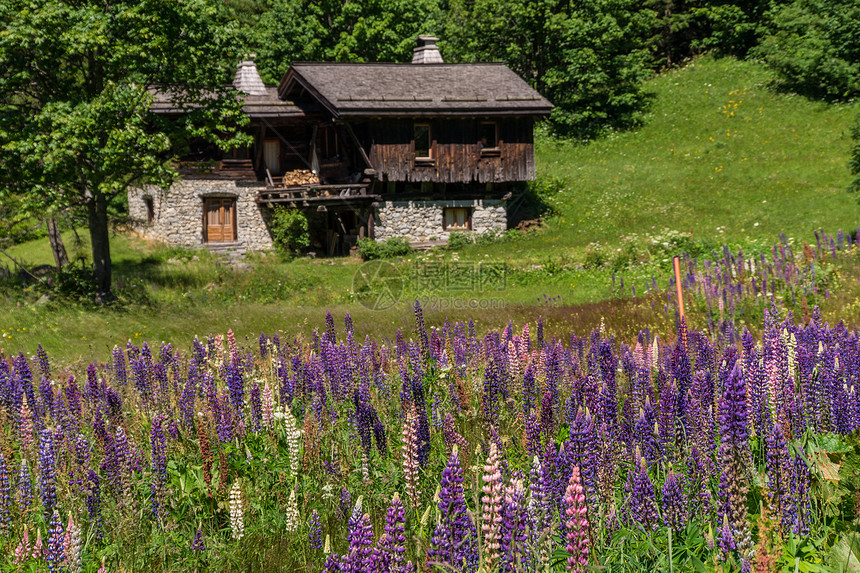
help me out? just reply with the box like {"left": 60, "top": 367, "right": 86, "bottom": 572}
{"left": 498, "top": 56, "right": 858, "bottom": 259}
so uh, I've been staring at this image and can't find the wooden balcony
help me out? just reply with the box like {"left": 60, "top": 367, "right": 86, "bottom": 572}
{"left": 256, "top": 183, "right": 380, "bottom": 207}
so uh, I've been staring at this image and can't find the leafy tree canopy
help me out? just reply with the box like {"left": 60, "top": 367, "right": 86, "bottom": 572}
{"left": 254, "top": 0, "right": 444, "bottom": 83}
{"left": 754, "top": 0, "right": 860, "bottom": 101}
{"left": 444, "top": 0, "right": 655, "bottom": 139}
{"left": 0, "top": 0, "right": 250, "bottom": 296}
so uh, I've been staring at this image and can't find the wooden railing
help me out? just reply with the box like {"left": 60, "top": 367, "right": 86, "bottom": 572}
{"left": 256, "top": 183, "right": 379, "bottom": 204}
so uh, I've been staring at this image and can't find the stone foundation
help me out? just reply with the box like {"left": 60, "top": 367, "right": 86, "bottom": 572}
{"left": 373, "top": 199, "right": 507, "bottom": 242}
{"left": 129, "top": 179, "right": 273, "bottom": 251}
{"left": 130, "top": 182, "right": 508, "bottom": 251}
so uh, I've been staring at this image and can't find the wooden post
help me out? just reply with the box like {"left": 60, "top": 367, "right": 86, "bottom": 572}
{"left": 673, "top": 256, "right": 685, "bottom": 320}
{"left": 673, "top": 255, "right": 688, "bottom": 350}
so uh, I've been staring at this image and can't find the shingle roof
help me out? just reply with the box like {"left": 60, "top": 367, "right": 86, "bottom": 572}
{"left": 278, "top": 63, "right": 553, "bottom": 117}
{"left": 150, "top": 86, "right": 306, "bottom": 118}
{"left": 233, "top": 60, "right": 268, "bottom": 96}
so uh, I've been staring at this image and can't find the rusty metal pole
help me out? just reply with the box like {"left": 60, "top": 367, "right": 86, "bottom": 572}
{"left": 673, "top": 255, "right": 688, "bottom": 350}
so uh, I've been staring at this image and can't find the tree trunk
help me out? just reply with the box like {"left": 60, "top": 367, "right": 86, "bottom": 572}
{"left": 86, "top": 192, "right": 113, "bottom": 300}
{"left": 46, "top": 217, "right": 69, "bottom": 270}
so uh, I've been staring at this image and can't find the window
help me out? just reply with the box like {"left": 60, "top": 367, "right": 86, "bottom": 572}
{"left": 143, "top": 197, "right": 155, "bottom": 224}
{"left": 414, "top": 123, "right": 432, "bottom": 160}
{"left": 444, "top": 207, "right": 472, "bottom": 231}
{"left": 479, "top": 122, "right": 499, "bottom": 155}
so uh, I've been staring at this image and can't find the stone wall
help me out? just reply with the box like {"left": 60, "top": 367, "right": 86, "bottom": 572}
{"left": 128, "top": 179, "right": 273, "bottom": 251}
{"left": 373, "top": 198, "right": 507, "bottom": 242}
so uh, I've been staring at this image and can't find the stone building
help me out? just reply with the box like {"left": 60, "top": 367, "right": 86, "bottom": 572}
{"left": 129, "top": 36, "right": 552, "bottom": 255}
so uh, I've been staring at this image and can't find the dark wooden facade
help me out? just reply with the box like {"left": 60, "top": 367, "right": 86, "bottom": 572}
{"left": 363, "top": 117, "right": 535, "bottom": 184}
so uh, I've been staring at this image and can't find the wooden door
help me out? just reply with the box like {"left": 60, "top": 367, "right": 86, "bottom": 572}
{"left": 204, "top": 198, "right": 236, "bottom": 243}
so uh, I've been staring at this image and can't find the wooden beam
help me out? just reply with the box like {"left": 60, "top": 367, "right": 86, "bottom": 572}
{"left": 341, "top": 120, "right": 374, "bottom": 170}
{"left": 253, "top": 124, "right": 266, "bottom": 171}
{"left": 260, "top": 118, "right": 315, "bottom": 171}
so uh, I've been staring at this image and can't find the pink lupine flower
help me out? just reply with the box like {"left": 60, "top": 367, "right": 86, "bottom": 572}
{"left": 32, "top": 528, "right": 43, "bottom": 560}
{"left": 564, "top": 466, "right": 590, "bottom": 572}
{"left": 402, "top": 403, "right": 421, "bottom": 512}
{"left": 227, "top": 329, "right": 239, "bottom": 362}
{"left": 19, "top": 397, "right": 34, "bottom": 453}
{"left": 481, "top": 442, "right": 503, "bottom": 570}
{"left": 13, "top": 527, "right": 30, "bottom": 565}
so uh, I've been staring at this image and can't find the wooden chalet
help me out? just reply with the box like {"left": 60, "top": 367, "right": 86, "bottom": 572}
{"left": 131, "top": 36, "right": 552, "bottom": 255}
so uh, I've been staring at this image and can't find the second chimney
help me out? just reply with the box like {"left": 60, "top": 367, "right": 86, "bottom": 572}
{"left": 412, "top": 35, "right": 443, "bottom": 64}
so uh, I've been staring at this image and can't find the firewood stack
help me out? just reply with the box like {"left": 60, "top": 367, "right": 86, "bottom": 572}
{"left": 281, "top": 169, "right": 320, "bottom": 186}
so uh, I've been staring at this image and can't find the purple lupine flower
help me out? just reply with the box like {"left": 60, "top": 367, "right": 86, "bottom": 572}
{"left": 36, "top": 344, "right": 51, "bottom": 380}
{"left": 523, "top": 363, "right": 537, "bottom": 418}
{"left": 428, "top": 447, "right": 478, "bottom": 572}
{"left": 39, "top": 429, "right": 57, "bottom": 518}
{"left": 765, "top": 421, "right": 793, "bottom": 534}
{"left": 626, "top": 454, "right": 658, "bottom": 530}
{"left": 374, "top": 493, "right": 406, "bottom": 572}
{"left": 191, "top": 527, "right": 206, "bottom": 551}
{"left": 500, "top": 478, "right": 529, "bottom": 573}
{"left": 525, "top": 413, "right": 541, "bottom": 458}
{"left": 539, "top": 388, "right": 554, "bottom": 443}
{"left": 150, "top": 415, "right": 168, "bottom": 520}
{"left": 414, "top": 300, "right": 429, "bottom": 357}
{"left": 0, "top": 453, "right": 10, "bottom": 534}
{"left": 18, "top": 459, "right": 32, "bottom": 513}
{"left": 790, "top": 453, "right": 812, "bottom": 536}
{"left": 72, "top": 433, "right": 91, "bottom": 494}
{"left": 718, "top": 361, "right": 752, "bottom": 561}
{"left": 309, "top": 509, "right": 322, "bottom": 550}
{"left": 344, "top": 499, "right": 374, "bottom": 573}
{"left": 46, "top": 510, "right": 65, "bottom": 573}
{"left": 442, "top": 413, "right": 468, "bottom": 453}
{"left": 564, "top": 466, "right": 589, "bottom": 572}
{"left": 718, "top": 513, "right": 736, "bottom": 557}
{"left": 339, "top": 487, "right": 352, "bottom": 519}
{"left": 112, "top": 346, "right": 127, "bottom": 386}
{"left": 249, "top": 383, "right": 262, "bottom": 432}
{"left": 225, "top": 360, "right": 245, "bottom": 420}
{"left": 86, "top": 470, "right": 103, "bottom": 542}
{"left": 661, "top": 468, "right": 686, "bottom": 532}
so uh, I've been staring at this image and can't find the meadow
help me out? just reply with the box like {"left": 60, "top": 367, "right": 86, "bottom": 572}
{"left": 1, "top": 56, "right": 858, "bottom": 364}
{"left": 0, "top": 304, "right": 858, "bottom": 572}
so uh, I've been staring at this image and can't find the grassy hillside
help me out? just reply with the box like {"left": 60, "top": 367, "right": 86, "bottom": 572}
{"left": 2, "top": 55, "right": 858, "bottom": 363}
{"left": 471, "top": 55, "right": 858, "bottom": 260}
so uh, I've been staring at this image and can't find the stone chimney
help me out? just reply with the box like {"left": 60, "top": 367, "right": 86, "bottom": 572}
{"left": 233, "top": 57, "right": 267, "bottom": 96}
{"left": 412, "top": 35, "right": 443, "bottom": 64}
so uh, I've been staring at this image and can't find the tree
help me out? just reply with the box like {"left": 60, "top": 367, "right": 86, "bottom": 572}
{"left": 754, "top": 0, "right": 860, "bottom": 100}
{"left": 445, "top": 0, "right": 654, "bottom": 139}
{"left": 0, "top": 0, "right": 249, "bottom": 298}
{"left": 254, "top": 0, "right": 444, "bottom": 83}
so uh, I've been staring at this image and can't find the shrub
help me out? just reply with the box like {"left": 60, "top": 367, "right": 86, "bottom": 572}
{"left": 583, "top": 242, "right": 606, "bottom": 269}
{"left": 446, "top": 231, "right": 474, "bottom": 250}
{"left": 356, "top": 237, "right": 413, "bottom": 260}
{"left": 754, "top": 0, "right": 860, "bottom": 100}
{"left": 270, "top": 207, "right": 310, "bottom": 260}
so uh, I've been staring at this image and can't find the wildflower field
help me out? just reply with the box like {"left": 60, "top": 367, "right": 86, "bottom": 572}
{"left": 1, "top": 301, "right": 859, "bottom": 573}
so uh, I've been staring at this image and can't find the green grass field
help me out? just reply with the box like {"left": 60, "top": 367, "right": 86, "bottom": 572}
{"left": 1, "top": 55, "right": 858, "bottom": 364}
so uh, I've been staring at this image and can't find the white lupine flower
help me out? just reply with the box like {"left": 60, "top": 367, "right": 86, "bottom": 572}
{"left": 283, "top": 408, "right": 301, "bottom": 476}
{"left": 65, "top": 513, "right": 82, "bottom": 573}
{"left": 285, "top": 489, "right": 300, "bottom": 532}
{"left": 262, "top": 381, "right": 275, "bottom": 431}
{"left": 229, "top": 481, "right": 244, "bottom": 540}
